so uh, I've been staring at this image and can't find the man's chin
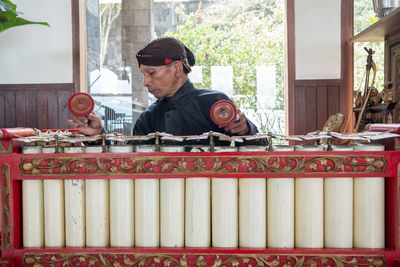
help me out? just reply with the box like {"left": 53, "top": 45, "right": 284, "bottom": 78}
{"left": 150, "top": 91, "right": 165, "bottom": 99}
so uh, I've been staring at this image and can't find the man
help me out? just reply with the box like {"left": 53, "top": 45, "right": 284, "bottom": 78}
{"left": 67, "top": 37, "right": 258, "bottom": 141}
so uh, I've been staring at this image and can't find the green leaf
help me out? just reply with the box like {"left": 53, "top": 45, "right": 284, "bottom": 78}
{"left": 0, "top": 10, "right": 17, "bottom": 24}
{"left": 0, "top": 0, "right": 15, "bottom": 11}
{"left": 0, "top": 14, "right": 49, "bottom": 33}
{"left": 0, "top": 0, "right": 49, "bottom": 33}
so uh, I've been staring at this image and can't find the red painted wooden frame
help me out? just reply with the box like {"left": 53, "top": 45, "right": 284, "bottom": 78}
{"left": 1, "top": 150, "right": 399, "bottom": 266}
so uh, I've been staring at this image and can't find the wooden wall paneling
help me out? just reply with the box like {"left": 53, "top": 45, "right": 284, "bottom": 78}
{"left": 293, "top": 81, "right": 342, "bottom": 135}
{"left": 4, "top": 91, "right": 16, "bottom": 128}
{"left": 294, "top": 85, "right": 306, "bottom": 135}
{"left": 26, "top": 90, "right": 38, "bottom": 128}
{"left": 47, "top": 90, "right": 59, "bottom": 129}
{"left": 327, "top": 86, "right": 340, "bottom": 118}
{"left": 305, "top": 86, "right": 317, "bottom": 132}
{"left": 0, "top": 91, "right": 4, "bottom": 128}
{"left": 37, "top": 90, "right": 49, "bottom": 130}
{"left": 15, "top": 90, "right": 26, "bottom": 126}
{"left": 316, "top": 86, "right": 328, "bottom": 130}
{"left": 58, "top": 90, "right": 71, "bottom": 129}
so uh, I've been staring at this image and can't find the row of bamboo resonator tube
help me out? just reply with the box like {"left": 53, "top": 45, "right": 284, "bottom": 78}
{"left": 22, "top": 143, "right": 385, "bottom": 249}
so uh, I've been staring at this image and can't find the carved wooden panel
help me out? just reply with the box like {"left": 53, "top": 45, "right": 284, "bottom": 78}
{"left": 390, "top": 44, "right": 400, "bottom": 103}
{"left": 386, "top": 32, "right": 400, "bottom": 123}
{"left": 390, "top": 43, "right": 400, "bottom": 123}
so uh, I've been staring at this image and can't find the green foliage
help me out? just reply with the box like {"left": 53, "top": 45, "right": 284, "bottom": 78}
{"left": 0, "top": 0, "right": 49, "bottom": 34}
{"left": 165, "top": 0, "right": 284, "bottom": 132}
{"left": 353, "top": 0, "right": 384, "bottom": 94}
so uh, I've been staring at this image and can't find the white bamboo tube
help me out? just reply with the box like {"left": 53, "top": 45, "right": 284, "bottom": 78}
{"left": 212, "top": 146, "right": 238, "bottom": 247}
{"left": 294, "top": 145, "right": 324, "bottom": 248}
{"left": 268, "top": 145, "right": 294, "bottom": 248}
{"left": 22, "top": 145, "right": 44, "bottom": 247}
{"left": 42, "top": 146, "right": 65, "bottom": 247}
{"left": 324, "top": 145, "right": 353, "bottom": 248}
{"left": 85, "top": 146, "right": 109, "bottom": 247}
{"left": 160, "top": 145, "right": 185, "bottom": 247}
{"left": 64, "top": 146, "right": 86, "bottom": 246}
{"left": 185, "top": 146, "right": 211, "bottom": 247}
{"left": 109, "top": 145, "right": 134, "bottom": 246}
{"left": 238, "top": 146, "right": 266, "bottom": 247}
{"left": 353, "top": 143, "right": 385, "bottom": 248}
{"left": 134, "top": 145, "right": 159, "bottom": 247}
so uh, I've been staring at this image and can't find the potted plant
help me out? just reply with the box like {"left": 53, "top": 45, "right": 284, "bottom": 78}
{"left": 0, "top": 0, "right": 49, "bottom": 33}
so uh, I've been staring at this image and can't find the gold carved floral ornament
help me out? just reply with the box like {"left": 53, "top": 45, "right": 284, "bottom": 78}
{"left": 0, "top": 141, "right": 12, "bottom": 154}
{"left": 19, "top": 154, "right": 387, "bottom": 177}
{"left": 22, "top": 253, "right": 386, "bottom": 267}
{"left": 1, "top": 163, "right": 11, "bottom": 249}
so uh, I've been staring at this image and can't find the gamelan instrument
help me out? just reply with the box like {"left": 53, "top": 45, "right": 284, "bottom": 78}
{"left": 1, "top": 126, "right": 400, "bottom": 266}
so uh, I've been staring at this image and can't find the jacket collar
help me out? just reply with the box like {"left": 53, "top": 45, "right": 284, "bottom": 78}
{"left": 163, "top": 79, "right": 194, "bottom": 106}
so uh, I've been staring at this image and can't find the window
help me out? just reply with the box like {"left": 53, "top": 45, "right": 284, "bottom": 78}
{"left": 353, "top": 0, "right": 384, "bottom": 95}
{"left": 86, "top": 0, "right": 285, "bottom": 135}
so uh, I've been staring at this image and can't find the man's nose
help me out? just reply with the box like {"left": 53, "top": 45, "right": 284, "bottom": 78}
{"left": 143, "top": 77, "right": 150, "bottom": 86}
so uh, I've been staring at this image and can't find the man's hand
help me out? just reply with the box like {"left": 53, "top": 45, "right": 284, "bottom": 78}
{"left": 66, "top": 112, "right": 103, "bottom": 136}
{"left": 223, "top": 109, "right": 249, "bottom": 136}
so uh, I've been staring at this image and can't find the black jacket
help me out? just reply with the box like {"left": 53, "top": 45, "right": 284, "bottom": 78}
{"left": 133, "top": 80, "right": 258, "bottom": 145}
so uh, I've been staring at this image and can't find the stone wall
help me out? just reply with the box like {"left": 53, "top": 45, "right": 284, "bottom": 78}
{"left": 121, "top": 0, "right": 153, "bottom": 109}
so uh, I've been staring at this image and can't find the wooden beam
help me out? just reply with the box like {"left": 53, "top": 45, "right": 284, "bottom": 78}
{"left": 341, "top": 0, "right": 354, "bottom": 133}
{"left": 71, "top": 0, "right": 81, "bottom": 95}
{"left": 285, "top": 0, "right": 296, "bottom": 135}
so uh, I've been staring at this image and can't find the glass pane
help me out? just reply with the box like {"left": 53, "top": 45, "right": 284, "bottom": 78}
{"left": 86, "top": 0, "right": 285, "bottom": 135}
{"left": 353, "top": 0, "right": 384, "bottom": 99}
{"left": 87, "top": 0, "right": 133, "bottom": 134}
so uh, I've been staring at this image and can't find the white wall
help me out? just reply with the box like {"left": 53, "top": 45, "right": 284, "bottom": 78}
{"left": 0, "top": 0, "right": 72, "bottom": 84}
{"left": 295, "top": 0, "right": 341, "bottom": 79}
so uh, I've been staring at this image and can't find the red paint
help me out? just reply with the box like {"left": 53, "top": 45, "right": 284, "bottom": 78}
{"left": 1, "top": 149, "right": 400, "bottom": 266}
{"left": 0, "top": 128, "right": 37, "bottom": 141}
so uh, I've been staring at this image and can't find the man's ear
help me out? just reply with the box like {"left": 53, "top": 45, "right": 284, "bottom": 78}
{"left": 174, "top": 61, "right": 182, "bottom": 72}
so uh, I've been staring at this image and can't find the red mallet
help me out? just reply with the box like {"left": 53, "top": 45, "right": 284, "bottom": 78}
{"left": 210, "top": 100, "right": 239, "bottom": 126}
{"left": 68, "top": 92, "right": 95, "bottom": 116}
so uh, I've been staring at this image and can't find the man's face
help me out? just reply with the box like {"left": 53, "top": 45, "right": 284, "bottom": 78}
{"left": 140, "top": 63, "right": 179, "bottom": 99}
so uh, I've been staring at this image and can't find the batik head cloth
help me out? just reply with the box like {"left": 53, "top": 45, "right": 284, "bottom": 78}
{"left": 136, "top": 37, "right": 195, "bottom": 73}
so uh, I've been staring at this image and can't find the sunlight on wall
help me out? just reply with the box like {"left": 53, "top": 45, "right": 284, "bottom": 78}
{"left": 295, "top": 0, "right": 341, "bottom": 79}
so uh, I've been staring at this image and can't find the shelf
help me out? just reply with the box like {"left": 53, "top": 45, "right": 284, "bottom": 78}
{"left": 353, "top": 102, "right": 397, "bottom": 112}
{"left": 351, "top": 8, "right": 400, "bottom": 42}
